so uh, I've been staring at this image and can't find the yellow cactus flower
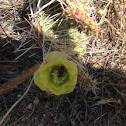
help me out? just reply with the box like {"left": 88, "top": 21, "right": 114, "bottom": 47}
{"left": 46, "top": 51, "right": 67, "bottom": 62}
{"left": 34, "top": 51, "right": 78, "bottom": 95}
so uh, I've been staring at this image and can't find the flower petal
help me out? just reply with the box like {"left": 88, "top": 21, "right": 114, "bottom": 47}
{"left": 34, "top": 55, "right": 77, "bottom": 95}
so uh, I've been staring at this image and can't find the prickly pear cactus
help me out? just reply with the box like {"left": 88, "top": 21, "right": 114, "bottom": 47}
{"left": 33, "top": 0, "right": 98, "bottom": 92}
{"left": 64, "top": 0, "right": 98, "bottom": 32}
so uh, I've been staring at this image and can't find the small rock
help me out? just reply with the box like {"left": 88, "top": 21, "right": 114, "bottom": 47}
{"left": 111, "top": 62, "right": 117, "bottom": 68}
{"left": 33, "top": 97, "right": 39, "bottom": 106}
{"left": 123, "top": 65, "right": 126, "bottom": 71}
{"left": 27, "top": 103, "right": 32, "bottom": 109}
{"left": 93, "top": 64, "right": 101, "bottom": 69}
{"left": 17, "top": 94, "right": 21, "bottom": 98}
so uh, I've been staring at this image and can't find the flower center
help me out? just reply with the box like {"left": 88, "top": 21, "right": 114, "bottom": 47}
{"left": 50, "top": 65, "right": 69, "bottom": 85}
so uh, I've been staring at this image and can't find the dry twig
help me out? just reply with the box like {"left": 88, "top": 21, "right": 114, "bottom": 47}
{"left": 0, "top": 63, "right": 41, "bottom": 96}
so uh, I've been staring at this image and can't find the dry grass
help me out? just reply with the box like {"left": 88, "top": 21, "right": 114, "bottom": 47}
{"left": 0, "top": 0, "right": 126, "bottom": 126}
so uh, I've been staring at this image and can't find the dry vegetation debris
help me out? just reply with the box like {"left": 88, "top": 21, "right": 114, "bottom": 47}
{"left": 0, "top": 0, "right": 126, "bottom": 126}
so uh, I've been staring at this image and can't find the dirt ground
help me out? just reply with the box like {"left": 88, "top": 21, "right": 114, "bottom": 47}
{"left": 0, "top": 0, "right": 126, "bottom": 126}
